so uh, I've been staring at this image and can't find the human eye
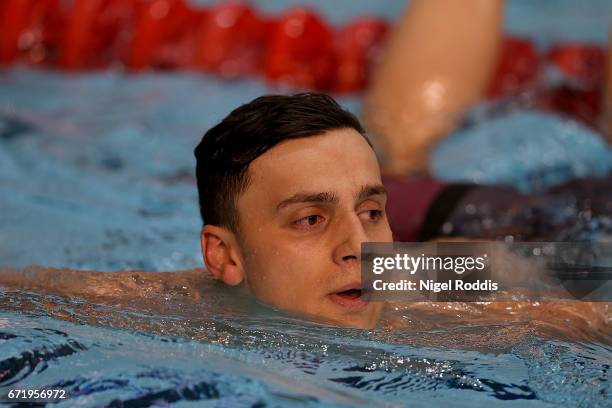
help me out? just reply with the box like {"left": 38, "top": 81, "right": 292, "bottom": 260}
{"left": 359, "top": 208, "right": 384, "bottom": 222}
{"left": 292, "top": 214, "right": 326, "bottom": 230}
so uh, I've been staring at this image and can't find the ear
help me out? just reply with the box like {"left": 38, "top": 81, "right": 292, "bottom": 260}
{"left": 200, "top": 225, "right": 246, "bottom": 286}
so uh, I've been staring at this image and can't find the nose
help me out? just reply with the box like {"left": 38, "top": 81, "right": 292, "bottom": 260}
{"left": 332, "top": 213, "right": 369, "bottom": 268}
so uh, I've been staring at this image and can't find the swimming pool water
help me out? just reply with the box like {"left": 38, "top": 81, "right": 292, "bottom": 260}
{"left": 1, "top": 1, "right": 612, "bottom": 406}
{"left": 1, "top": 285, "right": 610, "bottom": 407}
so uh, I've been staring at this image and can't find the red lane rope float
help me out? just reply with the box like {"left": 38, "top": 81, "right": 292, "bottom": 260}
{"left": 535, "top": 43, "right": 607, "bottom": 129}
{"left": 195, "top": 2, "right": 266, "bottom": 76}
{"left": 264, "top": 8, "right": 335, "bottom": 90}
{"left": 0, "top": 0, "right": 61, "bottom": 65}
{"left": 486, "top": 37, "right": 540, "bottom": 99}
{"left": 546, "top": 43, "right": 606, "bottom": 88}
{"left": 332, "top": 17, "right": 388, "bottom": 93}
{"left": 0, "top": 0, "right": 606, "bottom": 128}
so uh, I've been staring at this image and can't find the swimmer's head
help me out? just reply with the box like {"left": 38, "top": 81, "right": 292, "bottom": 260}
{"left": 194, "top": 93, "right": 392, "bottom": 328}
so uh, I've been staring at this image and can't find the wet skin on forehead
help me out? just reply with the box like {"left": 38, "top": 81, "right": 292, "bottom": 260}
{"left": 235, "top": 128, "right": 393, "bottom": 328}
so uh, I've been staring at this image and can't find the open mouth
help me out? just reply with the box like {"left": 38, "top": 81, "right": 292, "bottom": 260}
{"left": 336, "top": 288, "right": 362, "bottom": 300}
{"left": 328, "top": 285, "right": 368, "bottom": 310}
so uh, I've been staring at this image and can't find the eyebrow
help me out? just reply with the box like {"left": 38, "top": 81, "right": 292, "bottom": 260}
{"left": 275, "top": 184, "right": 387, "bottom": 212}
{"left": 276, "top": 192, "right": 338, "bottom": 211}
{"left": 356, "top": 184, "right": 387, "bottom": 202}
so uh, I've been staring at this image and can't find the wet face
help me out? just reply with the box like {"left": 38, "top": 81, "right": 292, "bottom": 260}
{"left": 234, "top": 128, "right": 393, "bottom": 328}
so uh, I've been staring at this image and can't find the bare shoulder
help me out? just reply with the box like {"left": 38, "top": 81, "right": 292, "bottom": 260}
{"left": 0, "top": 265, "right": 210, "bottom": 301}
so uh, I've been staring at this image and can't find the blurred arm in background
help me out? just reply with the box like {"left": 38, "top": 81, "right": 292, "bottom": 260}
{"left": 363, "top": 0, "right": 504, "bottom": 175}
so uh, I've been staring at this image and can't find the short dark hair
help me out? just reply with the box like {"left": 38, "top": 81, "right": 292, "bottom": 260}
{"left": 194, "top": 93, "right": 370, "bottom": 231}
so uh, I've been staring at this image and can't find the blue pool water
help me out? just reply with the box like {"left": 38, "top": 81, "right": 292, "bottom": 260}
{"left": 1, "top": 1, "right": 612, "bottom": 407}
{"left": 432, "top": 110, "right": 612, "bottom": 193}
{"left": 1, "top": 286, "right": 610, "bottom": 407}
